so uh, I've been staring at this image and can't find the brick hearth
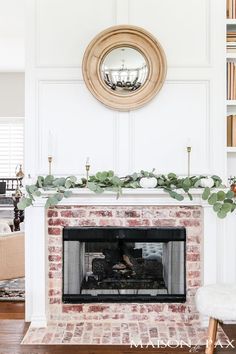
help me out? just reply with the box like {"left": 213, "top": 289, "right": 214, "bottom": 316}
{"left": 47, "top": 205, "right": 202, "bottom": 322}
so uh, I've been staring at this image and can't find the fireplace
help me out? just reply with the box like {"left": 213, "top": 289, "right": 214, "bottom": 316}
{"left": 63, "top": 226, "right": 186, "bottom": 303}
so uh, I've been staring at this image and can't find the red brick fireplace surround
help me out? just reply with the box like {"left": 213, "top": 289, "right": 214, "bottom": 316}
{"left": 47, "top": 205, "right": 202, "bottom": 322}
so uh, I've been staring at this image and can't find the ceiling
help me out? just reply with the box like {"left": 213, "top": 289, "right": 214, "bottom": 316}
{"left": 0, "top": 0, "right": 25, "bottom": 71}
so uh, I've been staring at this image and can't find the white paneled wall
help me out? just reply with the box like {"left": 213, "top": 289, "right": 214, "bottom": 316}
{"left": 25, "top": 1, "right": 236, "bottom": 316}
{"left": 38, "top": 81, "right": 117, "bottom": 174}
{"left": 26, "top": 0, "right": 226, "bottom": 178}
{"left": 129, "top": 0, "right": 210, "bottom": 68}
{"left": 36, "top": 0, "right": 116, "bottom": 67}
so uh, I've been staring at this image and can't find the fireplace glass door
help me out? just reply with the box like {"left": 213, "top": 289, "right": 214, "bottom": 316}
{"left": 63, "top": 227, "right": 186, "bottom": 303}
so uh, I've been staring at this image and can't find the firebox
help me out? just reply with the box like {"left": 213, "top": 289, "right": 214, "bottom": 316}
{"left": 63, "top": 227, "right": 186, "bottom": 303}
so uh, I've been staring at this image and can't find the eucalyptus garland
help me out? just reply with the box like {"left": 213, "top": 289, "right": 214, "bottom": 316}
{"left": 17, "top": 170, "right": 236, "bottom": 219}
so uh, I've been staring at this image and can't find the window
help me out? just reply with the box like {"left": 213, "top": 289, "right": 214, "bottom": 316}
{"left": 0, "top": 118, "right": 24, "bottom": 177}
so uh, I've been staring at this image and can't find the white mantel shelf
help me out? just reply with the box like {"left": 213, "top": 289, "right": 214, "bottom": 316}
{"left": 32, "top": 188, "right": 212, "bottom": 207}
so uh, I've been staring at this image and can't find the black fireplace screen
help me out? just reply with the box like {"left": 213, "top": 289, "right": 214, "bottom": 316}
{"left": 63, "top": 227, "right": 186, "bottom": 303}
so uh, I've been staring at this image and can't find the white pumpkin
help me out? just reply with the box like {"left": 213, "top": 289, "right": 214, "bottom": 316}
{"left": 139, "top": 177, "right": 157, "bottom": 188}
{"left": 199, "top": 177, "right": 214, "bottom": 188}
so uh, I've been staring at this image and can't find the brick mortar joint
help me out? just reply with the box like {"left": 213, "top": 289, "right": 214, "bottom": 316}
{"left": 47, "top": 205, "right": 202, "bottom": 316}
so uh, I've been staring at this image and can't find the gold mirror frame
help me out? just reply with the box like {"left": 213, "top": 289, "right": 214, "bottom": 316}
{"left": 82, "top": 25, "right": 167, "bottom": 111}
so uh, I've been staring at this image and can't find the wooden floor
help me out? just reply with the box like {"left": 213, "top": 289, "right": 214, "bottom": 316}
{"left": 0, "top": 302, "right": 235, "bottom": 353}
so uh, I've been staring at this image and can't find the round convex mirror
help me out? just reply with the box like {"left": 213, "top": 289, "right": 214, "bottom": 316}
{"left": 82, "top": 25, "right": 167, "bottom": 111}
{"left": 100, "top": 47, "right": 148, "bottom": 95}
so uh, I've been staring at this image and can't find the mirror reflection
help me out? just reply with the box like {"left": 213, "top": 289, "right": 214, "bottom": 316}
{"left": 101, "top": 47, "right": 148, "bottom": 95}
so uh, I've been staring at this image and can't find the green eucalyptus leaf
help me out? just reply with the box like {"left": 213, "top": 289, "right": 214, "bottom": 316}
{"left": 87, "top": 182, "right": 97, "bottom": 191}
{"left": 213, "top": 202, "right": 222, "bottom": 212}
{"left": 111, "top": 176, "right": 121, "bottom": 185}
{"left": 217, "top": 191, "right": 225, "bottom": 201}
{"left": 101, "top": 171, "right": 109, "bottom": 181}
{"left": 65, "top": 179, "right": 72, "bottom": 189}
{"left": 44, "top": 175, "right": 54, "bottom": 186}
{"left": 45, "top": 196, "right": 59, "bottom": 208}
{"left": 34, "top": 190, "right": 41, "bottom": 197}
{"left": 29, "top": 185, "right": 38, "bottom": 193}
{"left": 107, "top": 170, "right": 114, "bottom": 177}
{"left": 231, "top": 203, "right": 236, "bottom": 212}
{"left": 87, "top": 182, "right": 104, "bottom": 193}
{"left": 224, "top": 198, "right": 233, "bottom": 204}
{"left": 175, "top": 193, "right": 184, "bottom": 201}
{"left": 183, "top": 177, "right": 192, "bottom": 189}
{"left": 25, "top": 185, "right": 31, "bottom": 194}
{"left": 194, "top": 179, "right": 202, "bottom": 188}
{"left": 55, "top": 193, "right": 63, "bottom": 201}
{"left": 226, "top": 190, "right": 235, "bottom": 199}
{"left": 53, "top": 177, "right": 66, "bottom": 187}
{"left": 141, "top": 170, "right": 149, "bottom": 177}
{"left": 69, "top": 176, "right": 77, "bottom": 183}
{"left": 168, "top": 173, "right": 177, "bottom": 179}
{"left": 131, "top": 172, "right": 138, "bottom": 181}
{"left": 94, "top": 185, "right": 104, "bottom": 193}
{"left": 64, "top": 190, "right": 72, "bottom": 198}
{"left": 202, "top": 187, "right": 211, "bottom": 200}
{"left": 168, "top": 190, "right": 175, "bottom": 198}
{"left": 169, "top": 190, "right": 184, "bottom": 201}
{"left": 187, "top": 192, "right": 193, "bottom": 201}
{"left": 37, "top": 176, "right": 44, "bottom": 188}
{"left": 17, "top": 201, "right": 26, "bottom": 210}
{"left": 157, "top": 178, "right": 165, "bottom": 186}
{"left": 208, "top": 193, "right": 218, "bottom": 205}
{"left": 211, "top": 175, "right": 222, "bottom": 182}
{"left": 95, "top": 172, "right": 102, "bottom": 180}
{"left": 81, "top": 177, "right": 87, "bottom": 184}
{"left": 127, "top": 181, "right": 139, "bottom": 189}
{"left": 217, "top": 210, "right": 227, "bottom": 219}
{"left": 17, "top": 197, "right": 32, "bottom": 210}
{"left": 221, "top": 202, "right": 233, "bottom": 213}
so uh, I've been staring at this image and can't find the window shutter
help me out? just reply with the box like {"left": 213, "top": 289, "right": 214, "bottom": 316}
{"left": 0, "top": 118, "right": 24, "bottom": 177}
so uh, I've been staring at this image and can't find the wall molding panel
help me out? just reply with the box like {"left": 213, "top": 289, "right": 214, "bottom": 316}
{"left": 129, "top": 0, "right": 211, "bottom": 69}
{"left": 37, "top": 80, "right": 118, "bottom": 175}
{"left": 131, "top": 80, "right": 211, "bottom": 175}
{"left": 35, "top": 0, "right": 117, "bottom": 68}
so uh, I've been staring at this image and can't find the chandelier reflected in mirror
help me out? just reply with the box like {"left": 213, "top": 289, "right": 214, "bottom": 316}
{"left": 100, "top": 47, "right": 148, "bottom": 95}
{"left": 82, "top": 25, "right": 167, "bottom": 110}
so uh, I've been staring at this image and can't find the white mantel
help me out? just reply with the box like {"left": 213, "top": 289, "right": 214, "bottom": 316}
{"left": 24, "top": 188, "right": 236, "bottom": 327}
{"left": 27, "top": 188, "right": 222, "bottom": 206}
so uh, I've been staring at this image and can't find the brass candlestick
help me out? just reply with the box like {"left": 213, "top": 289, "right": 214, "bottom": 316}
{"left": 48, "top": 156, "right": 53, "bottom": 175}
{"left": 86, "top": 164, "right": 90, "bottom": 187}
{"left": 16, "top": 164, "right": 24, "bottom": 178}
{"left": 187, "top": 146, "right": 192, "bottom": 177}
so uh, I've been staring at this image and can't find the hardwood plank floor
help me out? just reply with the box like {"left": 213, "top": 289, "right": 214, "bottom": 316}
{"left": 0, "top": 301, "right": 25, "bottom": 319}
{"left": 0, "top": 302, "right": 235, "bottom": 353}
